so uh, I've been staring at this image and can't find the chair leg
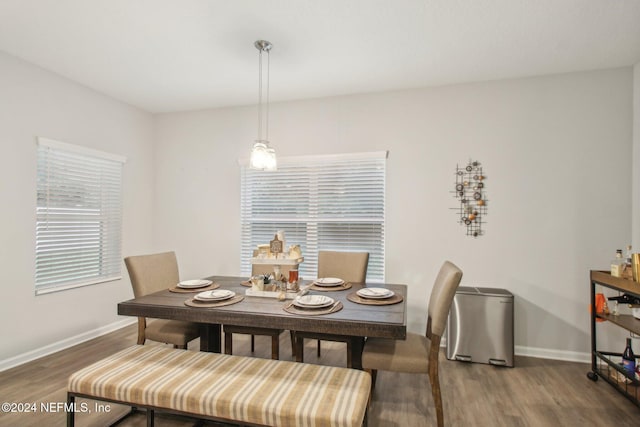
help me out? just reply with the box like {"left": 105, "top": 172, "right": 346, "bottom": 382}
{"left": 364, "top": 369, "right": 376, "bottom": 411}
{"left": 295, "top": 336, "right": 304, "bottom": 363}
{"left": 225, "top": 332, "right": 233, "bottom": 355}
{"left": 317, "top": 339, "right": 321, "bottom": 357}
{"left": 271, "top": 335, "right": 280, "bottom": 360}
{"left": 251, "top": 335, "right": 255, "bottom": 352}
{"left": 137, "top": 318, "right": 146, "bottom": 345}
{"left": 429, "top": 345, "right": 444, "bottom": 427}
{"left": 366, "top": 369, "right": 377, "bottom": 393}
{"left": 289, "top": 331, "right": 296, "bottom": 359}
{"left": 430, "top": 366, "right": 443, "bottom": 427}
{"left": 146, "top": 408, "right": 154, "bottom": 427}
{"left": 346, "top": 341, "right": 353, "bottom": 368}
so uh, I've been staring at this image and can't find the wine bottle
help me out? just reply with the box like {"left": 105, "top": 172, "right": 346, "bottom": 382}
{"left": 622, "top": 338, "right": 636, "bottom": 378}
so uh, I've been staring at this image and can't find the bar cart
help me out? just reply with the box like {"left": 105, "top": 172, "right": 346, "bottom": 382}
{"left": 588, "top": 270, "right": 640, "bottom": 407}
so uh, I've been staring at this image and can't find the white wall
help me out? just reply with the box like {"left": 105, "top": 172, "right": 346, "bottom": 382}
{"left": 1, "top": 53, "right": 632, "bottom": 364}
{"left": 154, "top": 68, "right": 633, "bottom": 359}
{"left": 0, "top": 52, "right": 155, "bottom": 364}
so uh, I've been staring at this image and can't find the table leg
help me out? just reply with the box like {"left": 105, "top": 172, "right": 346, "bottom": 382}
{"left": 351, "top": 337, "right": 365, "bottom": 370}
{"left": 199, "top": 324, "right": 221, "bottom": 353}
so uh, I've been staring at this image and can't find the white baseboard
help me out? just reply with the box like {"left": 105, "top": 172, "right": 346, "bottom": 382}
{"left": 2, "top": 323, "right": 592, "bottom": 372}
{"left": 514, "top": 345, "right": 590, "bottom": 364}
{"left": 440, "top": 338, "right": 590, "bottom": 364}
{"left": 0, "top": 318, "right": 136, "bottom": 372}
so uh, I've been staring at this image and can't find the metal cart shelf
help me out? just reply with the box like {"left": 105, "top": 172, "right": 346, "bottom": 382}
{"left": 588, "top": 270, "right": 640, "bottom": 407}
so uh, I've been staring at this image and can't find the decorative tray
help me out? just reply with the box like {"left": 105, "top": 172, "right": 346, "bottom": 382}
{"left": 250, "top": 257, "right": 304, "bottom": 265}
{"left": 245, "top": 288, "right": 299, "bottom": 300}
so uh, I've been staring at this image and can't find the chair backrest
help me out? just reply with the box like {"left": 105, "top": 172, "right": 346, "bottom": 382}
{"left": 317, "top": 251, "right": 369, "bottom": 283}
{"left": 426, "top": 261, "right": 463, "bottom": 338}
{"left": 124, "top": 251, "right": 180, "bottom": 298}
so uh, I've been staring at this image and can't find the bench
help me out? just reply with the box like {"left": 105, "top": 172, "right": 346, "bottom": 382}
{"left": 67, "top": 345, "right": 370, "bottom": 426}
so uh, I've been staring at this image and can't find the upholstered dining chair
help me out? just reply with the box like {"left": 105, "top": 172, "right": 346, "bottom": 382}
{"left": 361, "top": 260, "right": 463, "bottom": 427}
{"left": 222, "top": 257, "right": 295, "bottom": 360}
{"left": 294, "top": 250, "right": 369, "bottom": 367}
{"left": 124, "top": 251, "right": 200, "bottom": 349}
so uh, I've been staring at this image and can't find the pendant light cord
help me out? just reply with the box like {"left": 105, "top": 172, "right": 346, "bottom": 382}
{"left": 265, "top": 48, "right": 269, "bottom": 142}
{"left": 256, "top": 45, "right": 271, "bottom": 142}
{"left": 257, "top": 48, "right": 263, "bottom": 141}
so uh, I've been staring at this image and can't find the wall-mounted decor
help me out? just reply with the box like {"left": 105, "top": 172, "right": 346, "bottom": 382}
{"left": 452, "top": 160, "right": 487, "bottom": 237}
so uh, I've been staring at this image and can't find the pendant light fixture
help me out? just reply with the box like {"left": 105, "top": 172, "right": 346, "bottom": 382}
{"left": 249, "top": 40, "right": 277, "bottom": 171}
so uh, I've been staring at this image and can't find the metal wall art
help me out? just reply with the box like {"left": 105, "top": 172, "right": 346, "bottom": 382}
{"left": 269, "top": 234, "right": 283, "bottom": 255}
{"left": 452, "top": 160, "right": 487, "bottom": 237}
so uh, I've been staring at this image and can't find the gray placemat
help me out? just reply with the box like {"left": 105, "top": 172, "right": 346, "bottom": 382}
{"left": 169, "top": 283, "right": 220, "bottom": 293}
{"left": 309, "top": 282, "right": 352, "bottom": 292}
{"left": 346, "top": 292, "right": 403, "bottom": 306}
{"left": 184, "top": 295, "right": 244, "bottom": 308}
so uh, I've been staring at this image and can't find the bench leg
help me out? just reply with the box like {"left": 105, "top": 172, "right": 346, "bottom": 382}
{"left": 66, "top": 393, "right": 75, "bottom": 427}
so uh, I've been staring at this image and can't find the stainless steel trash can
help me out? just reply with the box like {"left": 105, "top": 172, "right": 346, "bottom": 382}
{"left": 446, "top": 286, "right": 514, "bottom": 367}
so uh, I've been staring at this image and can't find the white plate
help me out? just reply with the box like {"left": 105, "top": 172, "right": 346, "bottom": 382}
{"left": 177, "top": 279, "right": 213, "bottom": 289}
{"left": 357, "top": 287, "right": 394, "bottom": 299}
{"left": 194, "top": 289, "right": 235, "bottom": 301}
{"left": 293, "top": 295, "right": 334, "bottom": 309}
{"left": 313, "top": 277, "right": 345, "bottom": 287}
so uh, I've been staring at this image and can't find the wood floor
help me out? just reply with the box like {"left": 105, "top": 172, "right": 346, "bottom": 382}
{"left": 1, "top": 324, "right": 638, "bottom": 426}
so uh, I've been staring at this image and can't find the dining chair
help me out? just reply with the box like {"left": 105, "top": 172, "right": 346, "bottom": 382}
{"left": 361, "top": 260, "right": 463, "bottom": 427}
{"left": 124, "top": 251, "right": 200, "bottom": 349}
{"left": 294, "top": 250, "right": 369, "bottom": 367}
{"left": 223, "top": 257, "right": 295, "bottom": 360}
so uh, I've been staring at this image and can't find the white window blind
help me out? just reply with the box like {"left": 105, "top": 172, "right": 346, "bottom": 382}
{"left": 240, "top": 151, "right": 386, "bottom": 281}
{"left": 36, "top": 137, "right": 126, "bottom": 295}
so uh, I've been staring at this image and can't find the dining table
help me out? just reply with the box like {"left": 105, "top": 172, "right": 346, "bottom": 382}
{"left": 117, "top": 275, "right": 407, "bottom": 369}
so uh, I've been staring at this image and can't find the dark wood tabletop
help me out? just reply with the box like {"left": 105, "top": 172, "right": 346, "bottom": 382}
{"left": 118, "top": 275, "right": 407, "bottom": 367}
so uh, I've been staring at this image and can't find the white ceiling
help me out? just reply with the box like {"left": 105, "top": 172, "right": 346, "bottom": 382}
{"left": 1, "top": 0, "right": 639, "bottom": 113}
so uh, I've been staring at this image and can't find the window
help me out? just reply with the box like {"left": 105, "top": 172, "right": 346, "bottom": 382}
{"left": 240, "top": 151, "right": 386, "bottom": 281}
{"left": 35, "top": 137, "right": 126, "bottom": 295}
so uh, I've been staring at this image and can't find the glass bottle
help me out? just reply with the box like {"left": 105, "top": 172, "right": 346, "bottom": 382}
{"left": 622, "top": 338, "right": 636, "bottom": 378}
{"left": 625, "top": 245, "right": 633, "bottom": 266}
{"left": 611, "top": 249, "right": 624, "bottom": 278}
{"left": 624, "top": 245, "right": 633, "bottom": 277}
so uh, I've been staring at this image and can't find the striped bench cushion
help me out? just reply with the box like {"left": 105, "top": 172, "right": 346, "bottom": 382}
{"left": 69, "top": 345, "right": 370, "bottom": 427}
